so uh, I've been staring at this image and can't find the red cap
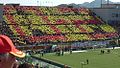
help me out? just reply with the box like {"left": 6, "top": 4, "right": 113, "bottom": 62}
{"left": 0, "top": 35, "right": 25, "bottom": 58}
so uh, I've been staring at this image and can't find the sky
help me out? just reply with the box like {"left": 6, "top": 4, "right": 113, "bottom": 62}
{"left": 0, "top": 0, "right": 120, "bottom": 6}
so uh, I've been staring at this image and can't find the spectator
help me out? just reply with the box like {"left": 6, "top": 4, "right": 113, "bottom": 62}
{"left": 113, "top": 46, "right": 115, "bottom": 49}
{"left": 13, "top": 60, "right": 19, "bottom": 68}
{"left": 0, "top": 35, "right": 25, "bottom": 68}
{"left": 35, "top": 63, "right": 39, "bottom": 68}
{"left": 70, "top": 48, "right": 72, "bottom": 54}
{"left": 61, "top": 49, "right": 64, "bottom": 56}
{"left": 100, "top": 50, "right": 105, "bottom": 54}
{"left": 18, "top": 62, "right": 34, "bottom": 68}
{"left": 41, "top": 49, "right": 44, "bottom": 57}
{"left": 86, "top": 59, "right": 89, "bottom": 64}
{"left": 107, "top": 49, "right": 110, "bottom": 54}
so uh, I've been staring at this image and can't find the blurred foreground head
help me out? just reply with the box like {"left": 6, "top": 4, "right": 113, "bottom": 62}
{"left": 0, "top": 35, "right": 25, "bottom": 68}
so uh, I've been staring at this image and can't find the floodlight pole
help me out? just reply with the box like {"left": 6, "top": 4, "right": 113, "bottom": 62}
{"left": 101, "top": 0, "right": 102, "bottom": 8}
{"left": 107, "top": 0, "right": 109, "bottom": 4}
{"left": 37, "top": 0, "right": 39, "bottom": 6}
{"left": 52, "top": 2, "right": 53, "bottom": 6}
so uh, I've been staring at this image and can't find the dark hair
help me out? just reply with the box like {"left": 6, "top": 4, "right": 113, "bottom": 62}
{"left": 0, "top": 53, "right": 9, "bottom": 58}
{"left": 18, "top": 63, "right": 34, "bottom": 68}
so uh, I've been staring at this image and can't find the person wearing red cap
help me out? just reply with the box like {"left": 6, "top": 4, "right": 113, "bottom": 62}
{"left": 0, "top": 35, "right": 25, "bottom": 68}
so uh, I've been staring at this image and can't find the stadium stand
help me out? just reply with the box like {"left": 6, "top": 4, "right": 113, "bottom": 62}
{"left": 1, "top": 5, "right": 118, "bottom": 46}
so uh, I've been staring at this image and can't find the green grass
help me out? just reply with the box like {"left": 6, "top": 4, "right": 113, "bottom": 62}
{"left": 34, "top": 49, "right": 120, "bottom": 68}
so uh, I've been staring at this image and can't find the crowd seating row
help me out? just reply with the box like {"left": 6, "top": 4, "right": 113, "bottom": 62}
{"left": 27, "top": 33, "right": 118, "bottom": 43}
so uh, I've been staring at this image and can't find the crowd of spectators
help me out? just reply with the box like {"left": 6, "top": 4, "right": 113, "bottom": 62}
{"left": 2, "top": 5, "right": 118, "bottom": 45}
